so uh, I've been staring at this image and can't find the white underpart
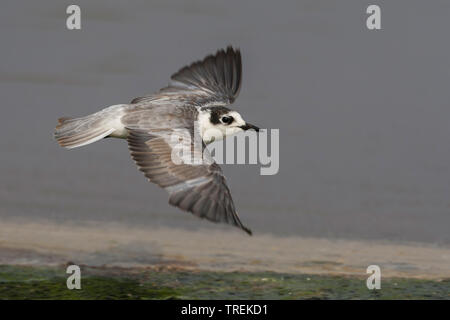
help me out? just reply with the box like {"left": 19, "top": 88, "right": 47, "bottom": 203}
{"left": 198, "top": 110, "right": 246, "bottom": 144}
{"left": 105, "top": 104, "right": 129, "bottom": 138}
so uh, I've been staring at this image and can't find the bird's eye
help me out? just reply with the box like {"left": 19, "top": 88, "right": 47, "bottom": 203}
{"left": 221, "top": 116, "right": 234, "bottom": 124}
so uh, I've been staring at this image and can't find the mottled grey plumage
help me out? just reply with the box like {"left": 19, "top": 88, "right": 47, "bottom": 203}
{"left": 126, "top": 128, "right": 251, "bottom": 235}
{"left": 131, "top": 46, "right": 241, "bottom": 107}
{"left": 54, "top": 46, "right": 252, "bottom": 235}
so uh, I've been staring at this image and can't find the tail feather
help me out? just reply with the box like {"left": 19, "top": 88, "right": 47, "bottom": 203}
{"left": 54, "top": 104, "right": 127, "bottom": 149}
{"left": 54, "top": 115, "right": 115, "bottom": 149}
{"left": 56, "top": 117, "right": 73, "bottom": 128}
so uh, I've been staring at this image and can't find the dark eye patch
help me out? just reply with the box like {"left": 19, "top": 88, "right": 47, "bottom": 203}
{"left": 221, "top": 116, "right": 234, "bottom": 124}
{"left": 208, "top": 106, "right": 232, "bottom": 124}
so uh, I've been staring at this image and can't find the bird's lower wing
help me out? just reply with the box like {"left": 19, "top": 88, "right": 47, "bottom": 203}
{"left": 126, "top": 128, "right": 252, "bottom": 235}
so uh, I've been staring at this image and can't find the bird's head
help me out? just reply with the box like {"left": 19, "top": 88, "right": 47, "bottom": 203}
{"left": 198, "top": 106, "right": 259, "bottom": 144}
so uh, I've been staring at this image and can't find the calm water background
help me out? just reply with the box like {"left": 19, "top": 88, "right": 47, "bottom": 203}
{"left": 1, "top": 0, "right": 449, "bottom": 244}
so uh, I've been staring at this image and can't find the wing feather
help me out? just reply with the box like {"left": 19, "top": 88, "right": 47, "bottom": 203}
{"left": 131, "top": 46, "right": 242, "bottom": 107}
{"left": 126, "top": 128, "right": 252, "bottom": 235}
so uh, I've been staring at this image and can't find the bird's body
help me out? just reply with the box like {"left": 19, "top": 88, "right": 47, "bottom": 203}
{"left": 54, "top": 47, "right": 258, "bottom": 235}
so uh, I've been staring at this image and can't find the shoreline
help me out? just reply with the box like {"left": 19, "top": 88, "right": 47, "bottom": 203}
{"left": 0, "top": 219, "right": 449, "bottom": 280}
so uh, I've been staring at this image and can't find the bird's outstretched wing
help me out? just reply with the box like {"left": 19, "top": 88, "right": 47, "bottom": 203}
{"left": 131, "top": 46, "right": 242, "bottom": 107}
{"left": 125, "top": 126, "right": 252, "bottom": 235}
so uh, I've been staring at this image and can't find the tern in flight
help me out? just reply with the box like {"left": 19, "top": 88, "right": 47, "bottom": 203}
{"left": 54, "top": 47, "right": 258, "bottom": 235}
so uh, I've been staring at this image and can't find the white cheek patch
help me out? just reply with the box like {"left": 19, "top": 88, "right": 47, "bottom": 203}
{"left": 223, "top": 111, "right": 245, "bottom": 137}
{"left": 203, "top": 127, "right": 225, "bottom": 144}
{"left": 198, "top": 110, "right": 226, "bottom": 143}
{"left": 224, "top": 126, "right": 244, "bottom": 136}
{"left": 198, "top": 109, "right": 248, "bottom": 143}
{"left": 228, "top": 111, "right": 246, "bottom": 127}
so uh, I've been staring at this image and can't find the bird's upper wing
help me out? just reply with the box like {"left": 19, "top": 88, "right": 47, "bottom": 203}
{"left": 131, "top": 46, "right": 242, "bottom": 107}
{"left": 122, "top": 109, "right": 251, "bottom": 235}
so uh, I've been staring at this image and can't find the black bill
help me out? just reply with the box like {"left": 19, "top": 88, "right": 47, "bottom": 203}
{"left": 240, "top": 123, "right": 260, "bottom": 132}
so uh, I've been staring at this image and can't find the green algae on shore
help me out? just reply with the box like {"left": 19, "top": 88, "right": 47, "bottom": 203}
{"left": 0, "top": 265, "right": 448, "bottom": 300}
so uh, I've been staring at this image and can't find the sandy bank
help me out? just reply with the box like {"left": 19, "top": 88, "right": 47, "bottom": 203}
{"left": 0, "top": 219, "right": 448, "bottom": 279}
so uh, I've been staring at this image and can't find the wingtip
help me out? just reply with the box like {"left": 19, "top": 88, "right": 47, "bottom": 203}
{"left": 225, "top": 45, "right": 239, "bottom": 52}
{"left": 214, "top": 45, "right": 240, "bottom": 58}
{"left": 242, "top": 226, "right": 253, "bottom": 236}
